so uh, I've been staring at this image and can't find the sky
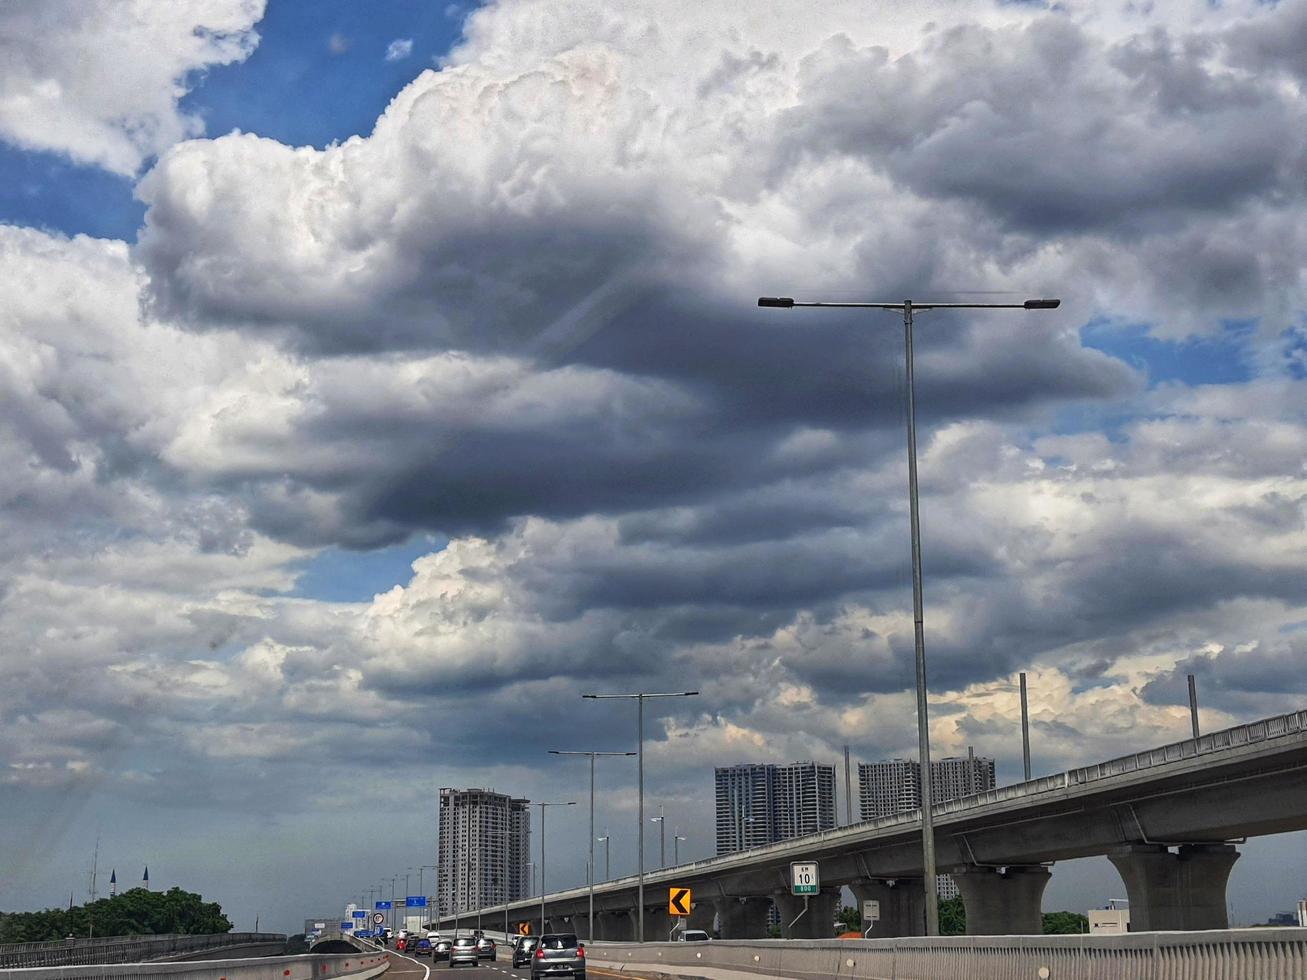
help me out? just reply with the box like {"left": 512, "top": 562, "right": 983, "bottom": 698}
{"left": 1, "top": 0, "right": 1305, "bottom": 933}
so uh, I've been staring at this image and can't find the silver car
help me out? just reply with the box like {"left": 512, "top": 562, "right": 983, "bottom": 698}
{"left": 449, "top": 936, "right": 479, "bottom": 968}
{"left": 530, "top": 934, "right": 584, "bottom": 980}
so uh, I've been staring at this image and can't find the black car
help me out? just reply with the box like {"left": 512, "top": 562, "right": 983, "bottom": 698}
{"left": 530, "top": 934, "right": 584, "bottom": 980}
{"left": 432, "top": 939, "right": 453, "bottom": 962}
{"left": 476, "top": 936, "right": 496, "bottom": 960}
{"left": 512, "top": 937, "right": 540, "bottom": 968}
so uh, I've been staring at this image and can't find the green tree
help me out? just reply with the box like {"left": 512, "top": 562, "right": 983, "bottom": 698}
{"left": 0, "top": 888, "right": 232, "bottom": 943}
{"left": 835, "top": 906, "right": 862, "bottom": 932}
{"left": 1041, "top": 911, "right": 1088, "bottom": 934}
{"left": 938, "top": 896, "right": 966, "bottom": 936}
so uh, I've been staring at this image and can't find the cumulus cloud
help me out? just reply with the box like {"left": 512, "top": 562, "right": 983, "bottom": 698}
{"left": 0, "top": 0, "right": 265, "bottom": 175}
{"left": 385, "top": 38, "right": 414, "bottom": 62}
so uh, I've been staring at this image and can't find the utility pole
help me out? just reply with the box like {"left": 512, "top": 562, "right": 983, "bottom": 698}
{"left": 548, "top": 749, "right": 635, "bottom": 940}
{"left": 1020, "top": 672, "right": 1032, "bottom": 781}
{"left": 843, "top": 745, "right": 854, "bottom": 824}
{"left": 758, "top": 293, "right": 1060, "bottom": 935}
{"left": 581, "top": 690, "right": 699, "bottom": 941}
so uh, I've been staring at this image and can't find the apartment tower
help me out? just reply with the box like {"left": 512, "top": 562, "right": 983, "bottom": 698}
{"left": 436, "top": 788, "right": 530, "bottom": 917}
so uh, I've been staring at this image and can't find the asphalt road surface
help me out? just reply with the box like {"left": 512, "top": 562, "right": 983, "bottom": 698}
{"left": 380, "top": 944, "right": 643, "bottom": 980}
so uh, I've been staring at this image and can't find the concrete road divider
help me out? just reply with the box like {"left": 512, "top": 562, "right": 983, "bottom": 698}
{"left": 583, "top": 929, "right": 1307, "bottom": 980}
{"left": 0, "top": 951, "right": 391, "bottom": 980}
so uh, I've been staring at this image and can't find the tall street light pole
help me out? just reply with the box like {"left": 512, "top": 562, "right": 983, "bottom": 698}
{"left": 532, "top": 801, "right": 576, "bottom": 937}
{"left": 581, "top": 691, "right": 699, "bottom": 942}
{"left": 548, "top": 749, "right": 636, "bottom": 941}
{"left": 673, "top": 833, "right": 686, "bottom": 866}
{"left": 757, "top": 294, "right": 1060, "bottom": 935}
{"left": 596, "top": 834, "right": 610, "bottom": 881}
{"left": 650, "top": 805, "right": 665, "bottom": 869}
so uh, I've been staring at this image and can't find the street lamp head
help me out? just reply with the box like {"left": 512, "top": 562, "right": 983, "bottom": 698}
{"left": 757, "top": 297, "right": 795, "bottom": 308}
{"left": 1023, "top": 298, "right": 1061, "bottom": 309}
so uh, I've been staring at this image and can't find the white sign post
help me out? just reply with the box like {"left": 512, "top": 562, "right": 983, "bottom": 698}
{"left": 862, "top": 899, "right": 880, "bottom": 937}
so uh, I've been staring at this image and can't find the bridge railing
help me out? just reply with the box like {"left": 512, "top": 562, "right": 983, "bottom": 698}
{"left": 0, "top": 934, "right": 286, "bottom": 969}
{"left": 447, "top": 705, "right": 1307, "bottom": 921}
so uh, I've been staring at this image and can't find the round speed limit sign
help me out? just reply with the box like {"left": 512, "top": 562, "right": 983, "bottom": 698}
{"left": 372, "top": 912, "right": 386, "bottom": 924}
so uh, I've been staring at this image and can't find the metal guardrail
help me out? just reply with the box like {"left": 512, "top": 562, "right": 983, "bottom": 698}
{"left": 450, "top": 706, "right": 1307, "bottom": 919}
{"left": 0, "top": 935, "right": 286, "bottom": 969}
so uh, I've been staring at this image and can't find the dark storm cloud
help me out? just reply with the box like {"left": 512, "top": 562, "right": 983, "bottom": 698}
{"left": 781, "top": 18, "right": 1303, "bottom": 236}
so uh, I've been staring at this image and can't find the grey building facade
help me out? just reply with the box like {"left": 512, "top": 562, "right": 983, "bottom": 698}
{"left": 858, "top": 754, "right": 996, "bottom": 901}
{"left": 436, "top": 787, "right": 530, "bottom": 917}
{"left": 715, "top": 761, "right": 836, "bottom": 854}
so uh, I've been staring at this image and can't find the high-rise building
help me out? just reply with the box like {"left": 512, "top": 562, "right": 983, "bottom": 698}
{"left": 858, "top": 755, "right": 996, "bottom": 820}
{"left": 715, "top": 762, "right": 835, "bottom": 854}
{"left": 857, "top": 753, "right": 996, "bottom": 902}
{"left": 858, "top": 759, "right": 921, "bottom": 820}
{"left": 436, "top": 788, "right": 530, "bottom": 917}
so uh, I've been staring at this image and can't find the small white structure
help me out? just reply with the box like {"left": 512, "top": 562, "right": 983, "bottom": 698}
{"left": 1089, "top": 899, "right": 1130, "bottom": 935}
{"left": 1297, "top": 899, "right": 1307, "bottom": 927}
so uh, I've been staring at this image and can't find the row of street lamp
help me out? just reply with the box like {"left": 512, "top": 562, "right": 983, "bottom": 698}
{"left": 356, "top": 294, "right": 1060, "bottom": 942}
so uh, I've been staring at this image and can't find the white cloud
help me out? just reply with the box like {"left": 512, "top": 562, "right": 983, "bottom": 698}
{"left": 0, "top": 0, "right": 265, "bottom": 175}
{"left": 385, "top": 38, "right": 414, "bottom": 62}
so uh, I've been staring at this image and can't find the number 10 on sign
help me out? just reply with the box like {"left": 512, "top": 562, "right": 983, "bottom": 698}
{"left": 790, "top": 861, "right": 819, "bottom": 895}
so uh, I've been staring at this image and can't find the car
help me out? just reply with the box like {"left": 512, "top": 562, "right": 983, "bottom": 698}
{"left": 512, "top": 936, "right": 540, "bottom": 968}
{"left": 449, "top": 936, "right": 479, "bottom": 968}
{"left": 432, "top": 939, "right": 453, "bottom": 962}
{"left": 415, "top": 938, "right": 433, "bottom": 957}
{"left": 530, "top": 933, "right": 584, "bottom": 980}
{"left": 677, "top": 930, "right": 710, "bottom": 942}
{"left": 476, "top": 936, "right": 496, "bottom": 960}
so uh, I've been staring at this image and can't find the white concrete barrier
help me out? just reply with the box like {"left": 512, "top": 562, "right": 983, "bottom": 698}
{"left": 584, "top": 929, "right": 1307, "bottom": 980}
{"left": 0, "top": 951, "right": 391, "bottom": 980}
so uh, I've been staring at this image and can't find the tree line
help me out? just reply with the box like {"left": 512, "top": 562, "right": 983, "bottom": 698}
{"left": 0, "top": 888, "right": 233, "bottom": 944}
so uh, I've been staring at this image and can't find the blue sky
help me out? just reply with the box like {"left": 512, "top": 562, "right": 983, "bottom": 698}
{"left": 0, "top": 0, "right": 470, "bottom": 244}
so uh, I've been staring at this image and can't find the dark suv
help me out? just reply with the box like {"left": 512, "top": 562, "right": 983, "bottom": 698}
{"left": 530, "top": 933, "right": 584, "bottom": 980}
{"left": 512, "top": 936, "right": 540, "bottom": 968}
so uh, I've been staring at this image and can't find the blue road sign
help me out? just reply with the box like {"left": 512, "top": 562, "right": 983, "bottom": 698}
{"left": 406, "top": 896, "right": 427, "bottom": 907}
{"left": 352, "top": 910, "right": 368, "bottom": 918}
{"left": 375, "top": 900, "right": 392, "bottom": 910}
{"left": 340, "top": 922, "right": 353, "bottom": 930}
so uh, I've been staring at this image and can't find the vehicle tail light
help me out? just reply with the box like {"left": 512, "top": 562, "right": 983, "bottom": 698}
{"left": 536, "top": 948, "right": 544, "bottom": 958}
{"left": 577, "top": 948, "right": 584, "bottom": 958}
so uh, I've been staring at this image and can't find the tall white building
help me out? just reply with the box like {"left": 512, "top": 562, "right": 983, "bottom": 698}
{"left": 858, "top": 753, "right": 996, "bottom": 901}
{"left": 436, "top": 788, "right": 530, "bottom": 917}
{"left": 715, "top": 762, "right": 835, "bottom": 854}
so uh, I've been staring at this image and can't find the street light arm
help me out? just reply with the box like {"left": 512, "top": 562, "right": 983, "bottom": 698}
{"left": 581, "top": 691, "right": 698, "bottom": 699}
{"left": 758, "top": 297, "right": 1061, "bottom": 311}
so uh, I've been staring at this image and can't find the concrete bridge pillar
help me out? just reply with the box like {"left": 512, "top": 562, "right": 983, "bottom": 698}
{"left": 642, "top": 906, "right": 673, "bottom": 941}
{"left": 713, "top": 896, "right": 772, "bottom": 939}
{"left": 1108, "top": 843, "right": 1239, "bottom": 931}
{"left": 848, "top": 878, "right": 926, "bottom": 937}
{"left": 772, "top": 888, "right": 839, "bottom": 939}
{"left": 687, "top": 901, "right": 715, "bottom": 932}
{"left": 950, "top": 865, "right": 1051, "bottom": 935}
{"left": 595, "top": 909, "right": 635, "bottom": 942}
